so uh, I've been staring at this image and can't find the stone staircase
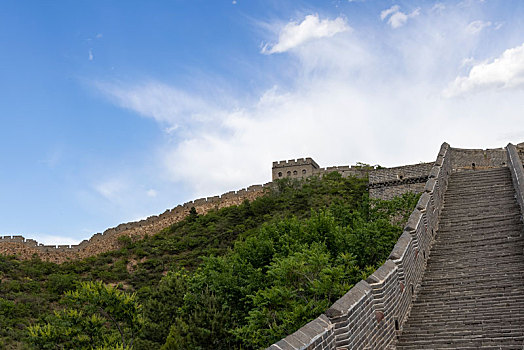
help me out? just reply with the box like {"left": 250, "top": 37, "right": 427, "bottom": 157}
{"left": 395, "top": 167, "right": 524, "bottom": 349}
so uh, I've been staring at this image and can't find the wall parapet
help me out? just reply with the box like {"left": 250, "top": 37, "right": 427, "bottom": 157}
{"left": 266, "top": 142, "right": 452, "bottom": 350}
{"left": 267, "top": 315, "right": 335, "bottom": 350}
{"left": 506, "top": 143, "right": 524, "bottom": 221}
{"left": 450, "top": 146, "right": 507, "bottom": 171}
{"left": 0, "top": 182, "right": 274, "bottom": 262}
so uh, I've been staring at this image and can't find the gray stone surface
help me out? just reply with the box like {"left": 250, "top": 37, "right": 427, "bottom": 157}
{"left": 266, "top": 142, "right": 453, "bottom": 350}
{"left": 507, "top": 143, "right": 524, "bottom": 221}
{"left": 396, "top": 167, "right": 524, "bottom": 349}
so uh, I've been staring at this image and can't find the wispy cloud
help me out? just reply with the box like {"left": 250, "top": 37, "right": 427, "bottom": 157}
{"left": 88, "top": 49, "right": 93, "bottom": 61}
{"left": 380, "top": 5, "right": 420, "bottom": 29}
{"left": 443, "top": 42, "right": 524, "bottom": 97}
{"left": 96, "top": 6, "right": 524, "bottom": 200}
{"left": 95, "top": 81, "right": 222, "bottom": 131}
{"left": 262, "top": 14, "right": 350, "bottom": 54}
{"left": 94, "top": 178, "right": 127, "bottom": 202}
{"left": 465, "top": 20, "right": 491, "bottom": 34}
{"left": 431, "top": 3, "right": 446, "bottom": 13}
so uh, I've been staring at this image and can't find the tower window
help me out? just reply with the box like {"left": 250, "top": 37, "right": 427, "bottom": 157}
{"left": 302, "top": 169, "right": 306, "bottom": 174}
{"left": 278, "top": 172, "right": 282, "bottom": 177}
{"left": 293, "top": 170, "right": 297, "bottom": 175}
{"left": 287, "top": 171, "right": 291, "bottom": 176}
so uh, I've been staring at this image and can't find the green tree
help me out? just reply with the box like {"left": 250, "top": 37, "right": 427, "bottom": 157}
{"left": 29, "top": 281, "right": 143, "bottom": 349}
{"left": 161, "top": 287, "right": 234, "bottom": 350}
{"left": 137, "top": 270, "right": 189, "bottom": 349}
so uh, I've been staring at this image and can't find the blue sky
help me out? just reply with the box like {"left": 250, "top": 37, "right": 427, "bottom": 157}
{"left": 1, "top": 0, "right": 524, "bottom": 244}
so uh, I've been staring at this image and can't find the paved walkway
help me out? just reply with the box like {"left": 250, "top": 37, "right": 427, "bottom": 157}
{"left": 396, "top": 168, "right": 524, "bottom": 349}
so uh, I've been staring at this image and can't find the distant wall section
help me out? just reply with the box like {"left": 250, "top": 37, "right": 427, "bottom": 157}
{"left": 273, "top": 158, "right": 434, "bottom": 201}
{"left": 368, "top": 163, "right": 434, "bottom": 200}
{"left": 0, "top": 183, "right": 271, "bottom": 263}
{"left": 517, "top": 142, "right": 524, "bottom": 164}
{"left": 450, "top": 147, "right": 507, "bottom": 171}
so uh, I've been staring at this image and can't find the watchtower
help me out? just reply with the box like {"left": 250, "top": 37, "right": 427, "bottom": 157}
{"left": 272, "top": 157, "right": 320, "bottom": 181}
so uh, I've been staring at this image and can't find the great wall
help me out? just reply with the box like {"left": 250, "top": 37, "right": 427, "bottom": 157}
{"left": 0, "top": 152, "right": 437, "bottom": 263}
{"left": 267, "top": 142, "right": 524, "bottom": 350}
{"left": 2, "top": 142, "right": 524, "bottom": 349}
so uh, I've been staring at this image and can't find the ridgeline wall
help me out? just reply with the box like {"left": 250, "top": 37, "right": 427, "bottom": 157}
{"left": 2, "top": 144, "right": 513, "bottom": 266}
{"left": 1, "top": 158, "right": 435, "bottom": 263}
{"left": 0, "top": 184, "right": 270, "bottom": 263}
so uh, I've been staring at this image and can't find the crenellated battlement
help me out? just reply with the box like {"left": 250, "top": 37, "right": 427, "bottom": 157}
{"left": 272, "top": 157, "right": 320, "bottom": 168}
{"left": 0, "top": 182, "right": 274, "bottom": 262}
{"left": 272, "top": 157, "right": 320, "bottom": 180}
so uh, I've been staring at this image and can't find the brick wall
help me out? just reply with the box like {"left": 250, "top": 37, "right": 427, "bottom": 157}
{"left": 450, "top": 147, "right": 507, "bottom": 171}
{"left": 1, "top": 160, "right": 436, "bottom": 263}
{"left": 265, "top": 143, "right": 453, "bottom": 350}
{"left": 0, "top": 183, "right": 271, "bottom": 263}
{"left": 369, "top": 182, "right": 426, "bottom": 201}
{"left": 507, "top": 143, "right": 524, "bottom": 221}
{"left": 517, "top": 142, "right": 524, "bottom": 165}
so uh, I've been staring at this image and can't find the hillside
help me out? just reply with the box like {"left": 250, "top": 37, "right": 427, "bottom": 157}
{"left": 0, "top": 172, "right": 418, "bottom": 349}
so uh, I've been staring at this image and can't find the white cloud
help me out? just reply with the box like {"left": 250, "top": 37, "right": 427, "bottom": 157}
{"left": 461, "top": 57, "right": 475, "bottom": 67}
{"left": 146, "top": 189, "right": 158, "bottom": 197}
{"left": 88, "top": 49, "right": 93, "bottom": 61}
{"left": 443, "top": 42, "right": 524, "bottom": 97}
{"left": 262, "top": 14, "right": 350, "bottom": 54}
{"left": 95, "top": 81, "right": 219, "bottom": 130}
{"left": 97, "top": 5, "right": 524, "bottom": 201}
{"left": 380, "top": 5, "right": 400, "bottom": 20}
{"left": 94, "top": 179, "right": 127, "bottom": 201}
{"left": 380, "top": 5, "right": 420, "bottom": 28}
{"left": 431, "top": 3, "right": 446, "bottom": 13}
{"left": 465, "top": 20, "right": 491, "bottom": 34}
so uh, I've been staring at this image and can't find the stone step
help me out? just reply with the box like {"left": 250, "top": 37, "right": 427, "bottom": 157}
{"left": 395, "top": 167, "right": 524, "bottom": 349}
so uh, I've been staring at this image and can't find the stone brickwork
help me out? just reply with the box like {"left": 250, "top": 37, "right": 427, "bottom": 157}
{"left": 396, "top": 167, "right": 524, "bottom": 348}
{"left": 369, "top": 163, "right": 434, "bottom": 183}
{"left": 314, "top": 165, "right": 369, "bottom": 179}
{"left": 450, "top": 146, "right": 507, "bottom": 171}
{"left": 507, "top": 143, "right": 524, "bottom": 220}
{"left": 272, "top": 158, "right": 320, "bottom": 180}
{"left": 266, "top": 143, "right": 453, "bottom": 350}
{"left": 517, "top": 142, "right": 524, "bottom": 166}
{"left": 273, "top": 158, "right": 434, "bottom": 201}
{"left": 369, "top": 182, "right": 426, "bottom": 201}
{"left": 367, "top": 163, "right": 433, "bottom": 201}
{"left": 0, "top": 183, "right": 271, "bottom": 263}
{"left": 267, "top": 315, "right": 335, "bottom": 350}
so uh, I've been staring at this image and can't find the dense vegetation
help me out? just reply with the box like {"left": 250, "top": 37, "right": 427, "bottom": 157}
{"left": 0, "top": 172, "right": 419, "bottom": 349}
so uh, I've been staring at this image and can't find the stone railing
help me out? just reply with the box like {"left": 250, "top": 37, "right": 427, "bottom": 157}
{"left": 506, "top": 143, "right": 524, "bottom": 220}
{"left": 266, "top": 142, "right": 452, "bottom": 350}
